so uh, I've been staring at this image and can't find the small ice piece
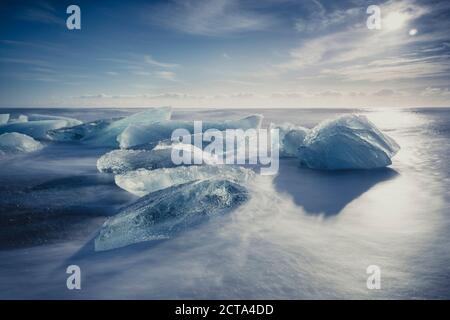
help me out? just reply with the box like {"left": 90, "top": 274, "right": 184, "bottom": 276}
{"left": 271, "top": 123, "right": 309, "bottom": 158}
{"left": 94, "top": 179, "right": 249, "bottom": 251}
{"left": 97, "top": 143, "right": 218, "bottom": 174}
{"left": 7, "top": 114, "right": 29, "bottom": 123}
{"left": 0, "top": 120, "right": 77, "bottom": 139}
{"left": 27, "top": 114, "right": 82, "bottom": 127}
{"left": 118, "top": 114, "right": 263, "bottom": 149}
{"left": 297, "top": 114, "right": 400, "bottom": 170}
{"left": 115, "top": 165, "right": 255, "bottom": 196}
{"left": 0, "top": 114, "right": 9, "bottom": 125}
{"left": 47, "top": 118, "right": 117, "bottom": 142}
{"left": 0, "top": 132, "right": 43, "bottom": 155}
{"left": 47, "top": 107, "right": 171, "bottom": 147}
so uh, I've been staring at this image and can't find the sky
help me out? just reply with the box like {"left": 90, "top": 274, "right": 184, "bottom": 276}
{"left": 0, "top": 0, "right": 449, "bottom": 108}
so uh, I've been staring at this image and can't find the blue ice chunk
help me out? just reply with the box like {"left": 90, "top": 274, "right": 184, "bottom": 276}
{"left": 271, "top": 123, "right": 309, "bottom": 158}
{"left": 97, "top": 143, "right": 218, "bottom": 174}
{"left": 27, "top": 114, "right": 82, "bottom": 127}
{"left": 8, "top": 115, "right": 29, "bottom": 123}
{"left": 118, "top": 114, "right": 263, "bottom": 149}
{"left": 0, "top": 114, "right": 10, "bottom": 125}
{"left": 297, "top": 114, "right": 400, "bottom": 170}
{"left": 48, "top": 107, "right": 171, "bottom": 147}
{"left": 94, "top": 179, "right": 249, "bottom": 251}
{"left": 115, "top": 166, "right": 255, "bottom": 196}
{"left": 0, "top": 132, "right": 43, "bottom": 155}
{"left": 0, "top": 120, "right": 76, "bottom": 140}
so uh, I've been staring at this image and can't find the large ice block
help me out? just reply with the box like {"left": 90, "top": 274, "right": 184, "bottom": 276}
{"left": 94, "top": 179, "right": 249, "bottom": 251}
{"left": 297, "top": 114, "right": 400, "bottom": 170}
{"left": 115, "top": 165, "right": 255, "bottom": 196}
{"left": 47, "top": 107, "right": 171, "bottom": 147}
{"left": 0, "top": 132, "right": 43, "bottom": 155}
{"left": 118, "top": 114, "right": 263, "bottom": 149}
{"left": 97, "top": 143, "right": 218, "bottom": 174}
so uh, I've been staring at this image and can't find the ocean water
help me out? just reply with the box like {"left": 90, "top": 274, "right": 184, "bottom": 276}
{"left": 0, "top": 107, "right": 449, "bottom": 299}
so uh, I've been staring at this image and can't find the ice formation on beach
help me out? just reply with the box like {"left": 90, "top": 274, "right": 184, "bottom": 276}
{"left": 272, "top": 123, "right": 309, "bottom": 158}
{"left": 7, "top": 115, "right": 29, "bottom": 123}
{"left": 115, "top": 165, "right": 255, "bottom": 197}
{"left": 27, "top": 114, "right": 82, "bottom": 127}
{"left": 0, "top": 132, "right": 43, "bottom": 155}
{"left": 95, "top": 179, "right": 249, "bottom": 251}
{"left": 118, "top": 114, "right": 263, "bottom": 149}
{"left": 297, "top": 114, "right": 400, "bottom": 170}
{"left": 97, "top": 143, "right": 217, "bottom": 174}
{"left": 48, "top": 107, "right": 171, "bottom": 147}
{"left": 0, "top": 120, "right": 78, "bottom": 140}
{"left": 0, "top": 114, "right": 10, "bottom": 125}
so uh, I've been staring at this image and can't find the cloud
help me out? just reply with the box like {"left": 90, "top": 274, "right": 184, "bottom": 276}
{"left": 295, "top": 3, "right": 361, "bottom": 33}
{"left": 156, "top": 71, "right": 177, "bottom": 81}
{"left": 420, "top": 86, "right": 450, "bottom": 96}
{"left": 0, "top": 57, "right": 49, "bottom": 67}
{"left": 321, "top": 54, "right": 450, "bottom": 81}
{"left": 144, "top": 55, "right": 179, "bottom": 68}
{"left": 146, "top": 0, "right": 275, "bottom": 36}
{"left": 316, "top": 90, "right": 342, "bottom": 97}
{"left": 278, "top": 0, "right": 445, "bottom": 83}
{"left": 373, "top": 89, "right": 396, "bottom": 96}
{"left": 19, "top": 2, "right": 65, "bottom": 25}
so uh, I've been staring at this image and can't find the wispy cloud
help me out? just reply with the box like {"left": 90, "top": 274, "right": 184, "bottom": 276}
{"left": 19, "top": 2, "right": 65, "bottom": 25}
{"left": 144, "top": 55, "right": 179, "bottom": 68}
{"left": 146, "top": 0, "right": 275, "bottom": 36}
{"left": 156, "top": 71, "right": 177, "bottom": 81}
{"left": 0, "top": 57, "right": 49, "bottom": 67}
{"left": 277, "top": 0, "right": 449, "bottom": 84}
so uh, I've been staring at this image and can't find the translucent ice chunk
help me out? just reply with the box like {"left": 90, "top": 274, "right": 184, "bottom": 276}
{"left": 271, "top": 123, "right": 309, "bottom": 158}
{"left": 0, "top": 132, "right": 43, "bottom": 155}
{"left": 48, "top": 107, "right": 171, "bottom": 147}
{"left": 94, "top": 179, "right": 249, "bottom": 251}
{"left": 118, "top": 114, "right": 263, "bottom": 149}
{"left": 0, "top": 114, "right": 10, "bottom": 125}
{"left": 27, "top": 114, "right": 82, "bottom": 127}
{"left": 47, "top": 118, "right": 117, "bottom": 142}
{"left": 97, "top": 143, "right": 218, "bottom": 174}
{"left": 115, "top": 165, "right": 255, "bottom": 196}
{"left": 297, "top": 114, "right": 400, "bottom": 170}
{"left": 7, "top": 115, "right": 29, "bottom": 124}
{"left": 0, "top": 120, "right": 76, "bottom": 139}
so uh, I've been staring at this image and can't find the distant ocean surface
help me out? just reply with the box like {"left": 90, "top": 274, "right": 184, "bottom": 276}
{"left": 0, "top": 107, "right": 449, "bottom": 299}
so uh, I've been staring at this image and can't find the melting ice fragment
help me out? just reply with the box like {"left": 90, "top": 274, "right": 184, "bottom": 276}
{"left": 8, "top": 115, "right": 29, "bottom": 123}
{"left": 97, "top": 143, "right": 218, "bottom": 174}
{"left": 115, "top": 165, "right": 255, "bottom": 196}
{"left": 297, "top": 114, "right": 400, "bottom": 170}
{"left": 0, "top": 114, "right": 10, "bottom": 125}
{"left": 94, "top": 179, "right": 249, "bottom": 251}
{"left": 48, "top": 118, "right": 117, "bottom": 142}
{"left": 271, "top": 123, "right": 309, "bottom": 158}
{"left": 0, "top": 132, "right": 43, "bottom": 155}
{"left": 48, "top": 107, "right": 171, "bottom": 147}
{"left": 0, "top": 120, "right": 77, "bottom": 140}
{"left": 27, "top": 114, "right": 82, "bottom": 127}
{"left": 118, "top": 114, "right": 263, "bottom": 149}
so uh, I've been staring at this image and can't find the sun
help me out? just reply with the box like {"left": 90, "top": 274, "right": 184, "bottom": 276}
{"left": 383, "top": 12, "right": 408, "bottom": 31}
